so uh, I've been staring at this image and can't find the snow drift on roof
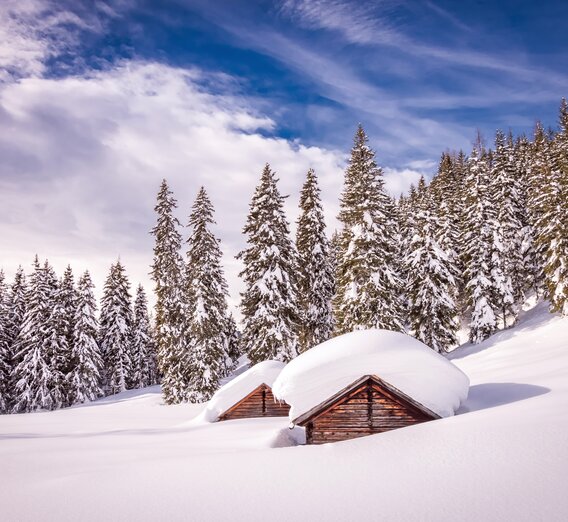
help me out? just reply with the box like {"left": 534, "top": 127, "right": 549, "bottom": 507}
{"left": 201, "top": 360, "right": 286, "bottom": 422}
{"left": 272, "top": 329, "right": 469, "bottom": 420}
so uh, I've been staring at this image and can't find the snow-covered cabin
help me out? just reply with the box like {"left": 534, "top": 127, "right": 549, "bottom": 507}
{"left": 202, "top": 360, "right": 290, "bottom": 422}
{"left": 272, "top": 330, "right": 469, "bottom": 444}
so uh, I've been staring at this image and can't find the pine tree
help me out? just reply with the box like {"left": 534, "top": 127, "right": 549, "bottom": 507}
{"left": 514, "top": 134, "right": 540, "bottom": 295}
{"left": 99, "top": 261, "right": 133, "bottom": 395}
{"left": 238, "top": 164, "right": 300, "bottom": 364}
{"left": 333, "top": 125, "right": 405, "bottom": 333}
{"left": 462, "top": 145, "right": 498, "bottom": 343}
{"left": 0, "top": 270, "right": 10, "bottom": 412}
{"left": 150, "top": 179, "right": 187, "bottom": 404}
{"left": 60, "top": 266, "right": 77, "bottom": 352}
{"left": 68, "top": 271, "right": 103, "bottom": 404}
{"left": 295, "top": 169, "right": 334, "bottom": 352}
{"left": 43, "top": 262, "right": 72, "bottom": 408}
{"left": 5, "top": 266, "right": 27, "bottom": 410}
{"left": 527, "top": 122, "right": 553, "bottom": 292}
{"left": 184, "top": 187, "right": 234, "bottom": 401}
{"left": 12, "top": 258, "right": 63, "bottom": 412}
{"left": 131, "top": 284, "right": 157, "bottom": 389}
{"left": 489, "top": 130, "right": 524, "bottom": 325}
{"left": 405, "top": 191, "right": 459, "bottom": 352}
{"left": 50, "top": 265, "right": 77, "bottom": 406}
{"left": 542, "top": 99, "right": 568, "bottom": 314}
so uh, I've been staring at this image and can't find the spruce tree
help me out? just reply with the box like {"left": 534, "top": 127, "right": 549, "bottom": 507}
{"left": 69, "top": 271, "right": 103, "bottom": 403}
{"left": 12, "top": 258, "right": 63, "bottom": 412}
{"left": 150, "top": 179, "right": 187, "bottom": 404}
{"left": 527, "top": 122, "right": 553, "bottom": 292}
{"left": 333, "top": 125, "right": 404, "bottom": 333}
{"left": 405, "top": 191, "right": 459, "bottom": 352}
{"left": 295, "top": 168, "right": 334, "bottom": 352}
{"left": 131, "top": 284, "right": 157, "bottom": 388}
{"left": 0, "top": 270, "right": 10, "bottom": 412}
{"left": 514, "top": 134, "right": 540, "bottom": 295}
{"left": 184, "top": 187, "right": 234, "bottom": 401}
{"left": 489, "top": 130, "right": 523, "bottom": 325}
{"left": 238, "top": 164, "right": 300, "bottom": 364}
{"left": 43, "top": 262, "right": 71, "bottom": 408}
{"left": 462, "top": 145, "right": 498, "bottom": 343}
{"left": 542, "top": 99, "right": 568, "bottom": 314}
{"left": 99, "top": 261, "right": 133, "bottom": 395}
{"left": 5, "top": 266, "right": 27, "bottom": 409}
{"left": 60, "top": 266, "right": 77, "bottom": 353}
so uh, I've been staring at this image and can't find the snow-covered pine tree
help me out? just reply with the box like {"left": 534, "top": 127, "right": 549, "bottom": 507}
{"left": 60, "top": 266, "right": 77, "bottom": 351}
{"left": 12, "top": 258, "right": 63, "bottom": 412}
{"left": 405, "top": 190, "right": 459, "bottom": 352}
{"left": 295, "top": 168, "right": 334, "bottom": 352}
{"left": 43, "top": 261, "right": 73, "bottom": 408}
{"left": 238, "top": 164, "right": 300, "bottom": 364}
{"left": 131, "top": 284, "right": 157, "bottom": 389}
{"left": 0, "top": 270, "right": 10, "bottom": 412}
{"left": 150, "top": 179, "right": 186, "bottom": 404}
{"left": 184, "top": 187, "right": 234, "bottom": 401}
{"left": 514, "top": 134, "right": 540, "bottom": 295}
{"left": 541, "top": 99, "right": 568, "bottom": 314}
{"left": 4, "top": 266, "right": 27, "bottom": 410}
{"left": 68, "top": 271, "right": 103, "bottom": 404}
{"left": 333, "top": 125, "right": 405, "bottom": 334}
{"left": 489, "top": 130, "right": 524, "bottom": 325}
{"left": 99, "top": 261, "right": 133, "bottom": 395}
{"left": 461, "top": 145, "right": 499, "bottom": 343}
{"left": 56, "top": 265, "right": 77, "bottom": 405}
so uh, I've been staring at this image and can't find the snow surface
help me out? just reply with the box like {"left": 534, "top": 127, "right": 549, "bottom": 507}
{"left": 1, "top": 300, "right": 567, "bottom": 521}
{"left": 199, "top": 359, "right": 286, "bottom": 422}
{"left": 272, "top": 329, "right": 469, "bottom": 419}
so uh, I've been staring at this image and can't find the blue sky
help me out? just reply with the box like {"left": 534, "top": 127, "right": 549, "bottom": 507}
{"left": 0, "top": 0, "right": 567, "bottom": 308}
{"left": 38, "top": 0, "right": 568, "bottom": 162}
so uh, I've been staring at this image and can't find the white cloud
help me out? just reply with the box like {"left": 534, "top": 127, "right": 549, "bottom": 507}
{"left": 383, "top": 167, "right": 423, "bottom": 197}
{"left": 0, "top": 61, "right": 346, "bottom": 314}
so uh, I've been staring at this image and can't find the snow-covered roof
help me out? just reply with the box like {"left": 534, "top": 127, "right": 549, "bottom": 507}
{"left": 202, "top": 360, "right": 286, "bottom": 422}
{"left": 272, "top": 329, "right": 469, "bottom": 420}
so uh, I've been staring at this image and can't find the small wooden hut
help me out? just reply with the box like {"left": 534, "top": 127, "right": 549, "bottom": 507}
{"left": 292, "top": 374, "right": 439, "bottom": 444}
{"left": 272, "top": 329, "right": 470, "bottom": 444}
{"left": 219, "top": 383, "right": 289, "bottom": 421}
{"left": 202, "top": 360, "right": 290, "bottom": 422}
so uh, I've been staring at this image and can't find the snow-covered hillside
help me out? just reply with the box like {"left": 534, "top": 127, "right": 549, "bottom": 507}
{"left": 1, "top": 301, "right": 567, "bottom": 521}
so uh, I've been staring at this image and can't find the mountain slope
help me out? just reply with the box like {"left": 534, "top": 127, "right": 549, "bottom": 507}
{"left": 0, "top": 301, "right": 566, "bottom": 521}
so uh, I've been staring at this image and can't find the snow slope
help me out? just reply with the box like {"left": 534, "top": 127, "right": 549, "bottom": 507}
{"left": 1, "top": 301, "right": 567, "bottom": 521}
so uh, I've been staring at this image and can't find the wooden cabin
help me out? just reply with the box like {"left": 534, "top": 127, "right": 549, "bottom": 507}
{"left": 292, "top": 374, "right": 440, "bottom": 444}
{"left": 218, "top": 383, "right": 290, "bottom": 421}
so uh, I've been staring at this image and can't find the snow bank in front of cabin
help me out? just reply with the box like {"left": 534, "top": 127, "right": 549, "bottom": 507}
{"left": 200, "top": 360, "right": 286, "bottom": 422}
{"left": 273, "top": 329, "right": 469, "bottom": 420}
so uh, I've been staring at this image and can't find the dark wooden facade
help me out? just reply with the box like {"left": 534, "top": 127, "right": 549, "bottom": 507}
{"left": 218, "top": 383, "right": 290, "bottom": 421}
{"left": 294, "top": 375, "right": 440, "bottom": 444}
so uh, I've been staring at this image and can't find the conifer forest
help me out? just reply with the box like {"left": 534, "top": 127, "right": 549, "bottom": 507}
{"left": 1, "top": 99, "right": 567, "bottom": 412}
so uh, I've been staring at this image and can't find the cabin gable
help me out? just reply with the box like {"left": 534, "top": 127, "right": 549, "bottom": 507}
{"left": 218, "top": 383, "right": 290, "bottom": 421}
{"left": 297, "top": 375, "right": 439, "bottom": 444}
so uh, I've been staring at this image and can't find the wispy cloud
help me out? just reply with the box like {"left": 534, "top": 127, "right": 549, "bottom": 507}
{"left": 279, "top": 0, "right": 399, "bottom": 46}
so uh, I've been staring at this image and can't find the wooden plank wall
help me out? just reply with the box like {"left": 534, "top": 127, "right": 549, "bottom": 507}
{"left": 307, "top": 380, "right": 432, "bottom": 444}
{"left": 219, "top": 385, "right": 290, "bottom": 420}
{"left": 264, "top": 387, "right": 290, "bottom": 417}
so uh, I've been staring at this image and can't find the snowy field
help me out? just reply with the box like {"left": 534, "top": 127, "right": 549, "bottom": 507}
{"left": 1, "top": 301, "right": 567, "bottom": 521}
